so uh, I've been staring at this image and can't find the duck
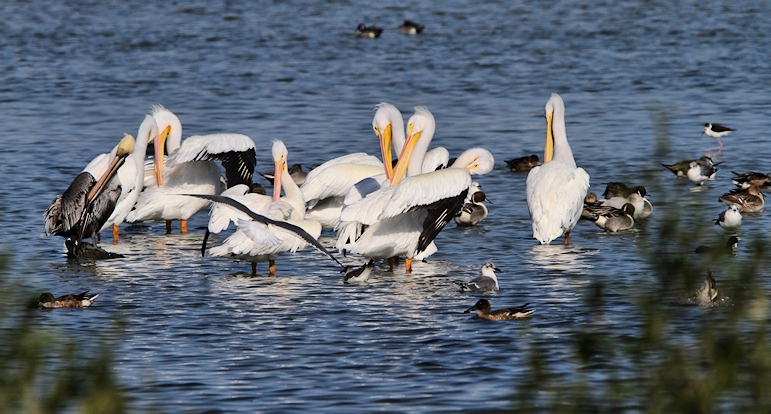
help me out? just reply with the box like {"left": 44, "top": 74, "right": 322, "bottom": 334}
{"left": 397, "top": 20, "right": 424, "bottom": 35}
{"left": 454, "top": 262, "right": 501, "bottom": 292}
{"left": 602, "top": 183, "right": 653, "bottom": 218}
{"left": 464, "top": 299, "right": 535, "bottom": 320}
{"left": 356, "top": 23, "right": 383, "bottom": 38}
{"left": 603, "top": 192, "right": 647, "bottom": 219}
{"left": 505, "top": 154, "right": 541, "bottom": 172}
{"left": 718, "top": 185, "right": 765, "bottom": 213}
{"left": 715, "top": 204, "right": 742, "bottom": 230}
{"left": 454, "top": 182, "right": 489, "bottom": 227}
{"left": 342, "top": 259, "right": 374, "bottom": 284}
{"left": 262, "top": 164, "right": 307, "bottom": 187}
{"left": 695, "top": 236, "right": 739, "bottom": 255}
{"left": 731, "top": 171, "right": 770, "bottom": 189}
{"left": 38, "top": 291, "right": 99, "bottom": 308}
{"left": 694, "top": 270, "right": 719, "bottom": 306}
{"left": 584, "top": 203, "right": 635, "bottom": 232}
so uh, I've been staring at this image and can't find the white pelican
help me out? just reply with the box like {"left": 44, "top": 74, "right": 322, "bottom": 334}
{"left": 100, "top": 114, "right": 157, "bottom": 243}
{"left": 126, "top": 106, "right": 257, "bottom": 233}
{"left": 204, "top": 140, "right": 336, "bottom": 275}
{"left": 338, "top": 106, "right": 476, "bottom": 272}
{"left": 301, "top": 102, "right": 406, "bottom": 229}
{"left": 526, "top": 93, "right": 590, "bottom": 245}
{"left": 44, "top": 134, "right": 136, "bottom": 257}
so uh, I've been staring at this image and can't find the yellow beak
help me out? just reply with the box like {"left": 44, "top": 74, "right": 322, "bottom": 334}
{"left": 272, "top": 156, "right": 284, "bottom": 202}
{"left": 390, "top": 130, "right": 421, "bottom": 186}
{"left": 379, "top": 123, "right": 393, "bottom": 180}
{"left": 544, "top": 112, "right": 554, "bottom": 163}
{"left": 154, "top": 126, "right": 170, "bottom": 187}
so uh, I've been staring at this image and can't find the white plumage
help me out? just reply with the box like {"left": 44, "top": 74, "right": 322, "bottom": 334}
{"left": 526, "top": 94, "right": 590, "bottom": 245}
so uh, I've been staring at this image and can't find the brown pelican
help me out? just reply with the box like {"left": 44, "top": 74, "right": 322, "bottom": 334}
{"left": 44, "top": 135, "right": 135, "bottom": 257}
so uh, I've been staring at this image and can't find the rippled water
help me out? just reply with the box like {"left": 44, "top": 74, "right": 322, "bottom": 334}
{"left": 2, "top": 0, "right": 771, "bottom": 411}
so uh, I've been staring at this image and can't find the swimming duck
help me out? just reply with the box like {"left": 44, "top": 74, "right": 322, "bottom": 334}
{"left": 585, "top": 203, "right": 635, "bottom": 232}
{"left": 454, "top": 182, "right": 489, "bottom": 227}
{"left": 454, "top": 262, "right": 501, "bottom": 292}
{"left": 694, "top": 270, "right": 719, "bottom": 306}
{"left": 703, "top": 122, "right": 735, "bottom": 151}
{"left": 731, "top": 171, "right": 770, "bottom": 189}
{"left": 695, "top": 236, "right": 739, "bottom": 255}
{"left": 356, "top": 23, "right": 383, "bottom": 38}
{"left": 505, "top": 154, "right": 541, "bottom": 172}
{"left": 464, "top": 299, "right": 535, "bottom": 320}
{"left": 715, "top": 204, "right": 742, "bottom": 230}
{"left": 342, "top": 259, "right": 374, "bottom": 284}
{"left": 38, "top": 291, "right": 99, "bottom": 308}
{"left": 397, "top": 20, "right": 424, "bottom": 35}
{"left": 718, "top": 185, "right": 765, "bottom": 213}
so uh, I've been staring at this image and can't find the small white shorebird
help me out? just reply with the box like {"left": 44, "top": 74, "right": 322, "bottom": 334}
{"left": 704, "top": 122, "right": 735, "bottom": 151}
{"left": 454, "top": 262, "right": 501, "bottom": 292}
{"left": 715, "top": 204, "right": 742, "bottom": 230}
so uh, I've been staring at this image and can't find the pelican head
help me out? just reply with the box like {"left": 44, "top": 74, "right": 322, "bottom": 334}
{"left": 450, "top": 148, "right": 494, "bottom": 176}
{"left": 116, "top": 134, "right": 136, "bottom": 157}
{"left": 87, "top": 134, "right": 135, "bottom": 202}
{"left": 373, "top": 102, "right": 404, "bottom": 180}
{"left": 150, "top": 105, "right": 182, "bottom": 187}
{"left": 544, "top": 93, "right": 567, "bottom": 163}
{"left": 271, "top": 140, "right": 289, "bottom": 201}
{"left": 392, "top": 106, "right": 435, "bottom": 185}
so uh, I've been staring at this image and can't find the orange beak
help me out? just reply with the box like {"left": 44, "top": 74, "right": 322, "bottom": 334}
{"left": 378, "top": 123, "right": 393, "bottom": 180}
{"left": 154, "top": 125, "right": 170, "bottom": 187}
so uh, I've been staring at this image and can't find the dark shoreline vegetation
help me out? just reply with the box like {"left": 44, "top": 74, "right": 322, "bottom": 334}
{"left": 0, "top": 253, "right": 126, "bottom": 414}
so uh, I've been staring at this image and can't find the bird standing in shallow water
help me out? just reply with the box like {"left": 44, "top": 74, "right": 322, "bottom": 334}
{"left": 704, "top": 123, "right": 735, "bottom": 151}
{"left": 464, "top": 299, "right": 535, "bottom": 320}
{"left": 38, "top": 291, "right": 99, "bottom": 308}
{"left": 526, "top": 93, "right": 590, "bottom": 245}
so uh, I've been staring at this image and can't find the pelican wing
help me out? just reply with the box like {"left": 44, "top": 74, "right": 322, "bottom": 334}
{"left": 340, "top": 168, "right": 471, "bottom": 225}
{"left": 185, "top": 194, "right": 344, "bottom": 268}
{"left": 526, "top": 162, "right": 590, "bottom": 244}
{"left": 168, "top": 134, "right": 257, "bottom": 187}
{"left": 300, "top": 164, "right": 384, "bottom": 206}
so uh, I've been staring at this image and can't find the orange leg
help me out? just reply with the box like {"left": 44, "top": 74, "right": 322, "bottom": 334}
{"left": 181, "top": 220, "right": 188, "bottom": 234}
{"left": 564, "top": 229, "right": 571, "bottom": 245}
{"left": 269, "top": 259, "right": 276, "bottom": 276}
{"left": 165, "top": 220, "right": 173, "bottom": 234}
{"left": 405, "top": 257, "right": 413, "bottom": 274}
{"left": 112, "top": 225, "right": 120, "bottom": 244}
{"left": 251, "top": 262, "right": 257, "bottom": 274}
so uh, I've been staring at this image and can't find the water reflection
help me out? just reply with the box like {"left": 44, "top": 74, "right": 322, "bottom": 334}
{"left": 526, "top": 244, "right": 598, "bottom": 273}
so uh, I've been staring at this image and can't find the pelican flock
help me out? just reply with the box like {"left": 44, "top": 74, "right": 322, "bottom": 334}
{"left": 42, "top": 92, "right": 762, "bottom": 300}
